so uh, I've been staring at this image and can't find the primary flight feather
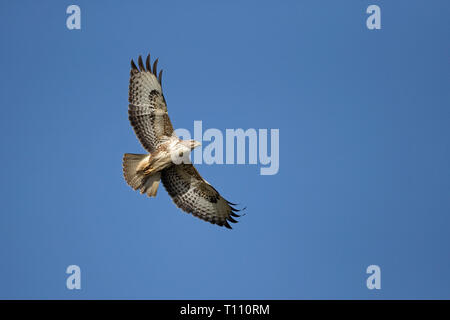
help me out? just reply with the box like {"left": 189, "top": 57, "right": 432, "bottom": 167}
{"left": 123, "top": 54, "right": 242, "bottom": 229}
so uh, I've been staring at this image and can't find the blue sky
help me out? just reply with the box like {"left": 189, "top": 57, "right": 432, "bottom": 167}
{"left": 0, "top": 0, "right": 449, "bottom": 299}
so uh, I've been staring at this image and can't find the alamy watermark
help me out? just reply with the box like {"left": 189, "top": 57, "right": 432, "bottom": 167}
{"left": 174, "top": 121, "right": 279, "bottom": 176}
{"left": 366, "top": 5, "right": 381, "bottom": 30}
{"left": 66, "top": 5, "right": 81, "bottom": 30}
{"left": 366, "top": 265, "right": 381, "bottom": 290}
{"left": 66, "top": 4, "right": 381, "bottom": 32}
{"left": 66, "top": 265, "right": 81, "bottom": 290}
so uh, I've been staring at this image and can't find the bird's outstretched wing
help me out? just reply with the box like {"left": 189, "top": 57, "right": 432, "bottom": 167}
{"left": 128, "top": 54, "right": 175, "bottom": 153}
{"left": 161, "top": 164, "right": 243, "bottom": 229}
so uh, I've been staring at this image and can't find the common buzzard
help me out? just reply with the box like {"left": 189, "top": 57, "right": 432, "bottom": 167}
{"left": 123, "top": 54, "right": 242, "bottom": 229}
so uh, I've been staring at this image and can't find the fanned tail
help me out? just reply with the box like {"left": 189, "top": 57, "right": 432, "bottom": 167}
{"left": 122, "top": 153, "right": 161, "bottom": 197}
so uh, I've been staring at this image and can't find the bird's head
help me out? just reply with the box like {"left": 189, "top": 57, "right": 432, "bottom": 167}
{"left": 189, "top": 140, "right": 202, "bottom": 150}
{"left": 179, "top": 139, "right": 202, "bottom": 152}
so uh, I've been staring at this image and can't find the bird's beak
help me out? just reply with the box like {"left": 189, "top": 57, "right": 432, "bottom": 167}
{"left": 194, "top": 141, "right": 202, "bottom": 148}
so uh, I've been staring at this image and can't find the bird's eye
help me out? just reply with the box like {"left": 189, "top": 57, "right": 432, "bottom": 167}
{"left": 179, "top": 151, "right": 184, "bottom": 157}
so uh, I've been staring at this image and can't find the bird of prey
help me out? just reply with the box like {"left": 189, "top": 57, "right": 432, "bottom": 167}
{"left": 123, "top": 54, "right": 242, "bottom": 229}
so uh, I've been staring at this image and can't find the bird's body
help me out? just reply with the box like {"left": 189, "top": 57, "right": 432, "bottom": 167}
{"left": 122, "top": 54, "right": 242, "bottom": 228}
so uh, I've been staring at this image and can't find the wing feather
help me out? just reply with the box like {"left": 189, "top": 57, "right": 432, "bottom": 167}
{"left": 161, "top": 164, "right": 242, "bottom": 229}
{"left": 128, "top": 54, "right": 174, "bottom": 153}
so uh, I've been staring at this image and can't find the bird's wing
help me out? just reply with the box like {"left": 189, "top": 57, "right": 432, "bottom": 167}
{"left": 128, "top": 54, "right": 175, "bottom": 153}
{"left": 161, "top": 164, "right": 243, "bottom": 229}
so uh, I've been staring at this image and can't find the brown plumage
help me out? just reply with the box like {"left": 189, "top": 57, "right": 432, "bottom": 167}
{"left": 123, "top": 54, "right": 243, "bottom": 229}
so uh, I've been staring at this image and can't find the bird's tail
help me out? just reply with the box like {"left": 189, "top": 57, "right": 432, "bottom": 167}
{"left": 122, "top": 153, "right": 161, "bottom": 197}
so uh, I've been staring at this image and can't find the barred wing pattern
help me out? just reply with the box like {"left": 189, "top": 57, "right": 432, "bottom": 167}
{"left": 128, "top": 55, "right": 175, "bottom": 153}
{"left": 161, "top": 164, "right": 242, "bottom": 229}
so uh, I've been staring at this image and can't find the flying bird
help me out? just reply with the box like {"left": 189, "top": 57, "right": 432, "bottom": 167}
{"left": 123, "top": 54, "right": 242, "bottom": 229}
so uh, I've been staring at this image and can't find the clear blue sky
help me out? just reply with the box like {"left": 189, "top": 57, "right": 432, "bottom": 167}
{"left": 0, "top": 0, "right": 449, "bottom": 299}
